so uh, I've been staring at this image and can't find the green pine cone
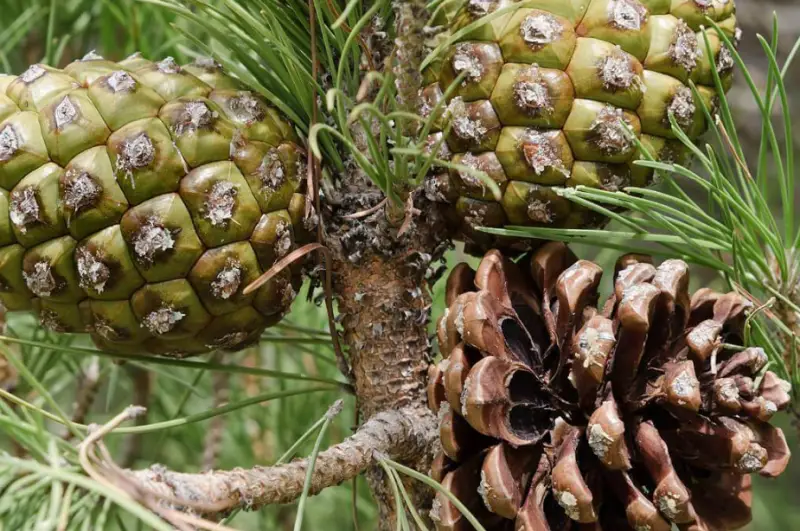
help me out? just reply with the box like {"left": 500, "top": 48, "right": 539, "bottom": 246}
{"left": 424, "top": 0, "right": 738, "bottom": 252}
{"left": 0, "top": 53, "right": 312, "bottom": 356}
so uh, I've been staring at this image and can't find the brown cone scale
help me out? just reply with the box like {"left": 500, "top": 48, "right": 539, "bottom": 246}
{"left": 429, "top": 244, "right": 790, "bottom": 530}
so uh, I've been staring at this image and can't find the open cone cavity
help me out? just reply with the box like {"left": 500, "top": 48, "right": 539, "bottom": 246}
{"left": 428, "top": 244, "right": 791, "bottom": 530}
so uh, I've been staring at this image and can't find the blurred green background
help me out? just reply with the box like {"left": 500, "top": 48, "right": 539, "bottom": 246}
{"left": 0, "top": 0, "right": 798, "bottom": 529}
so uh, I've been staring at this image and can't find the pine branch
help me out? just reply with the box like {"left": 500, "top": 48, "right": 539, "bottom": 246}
{"left": 122, "top": 406, "right": 436, "bottom": 515}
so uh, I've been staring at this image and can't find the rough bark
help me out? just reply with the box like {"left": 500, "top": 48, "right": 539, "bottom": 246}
{"left": 127, "top": 406, "right": 436, "bottom": 512}
{"left": 335, "top": 249, "right": 433, "bottom": 421}
{"left": 332, "top": 233, "right": 442, "bottom": 526}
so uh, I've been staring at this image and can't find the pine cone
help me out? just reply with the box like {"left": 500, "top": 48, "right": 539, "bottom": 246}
{"left": 428, "top": 243, "right": 791, "bottom": 530}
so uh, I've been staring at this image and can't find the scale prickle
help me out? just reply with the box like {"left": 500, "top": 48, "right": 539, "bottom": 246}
{"left": 423, "top": 0, "right": 739, "bottom": 252}
{"left": 0, "top": 53, "right": 313, "bottom": 356}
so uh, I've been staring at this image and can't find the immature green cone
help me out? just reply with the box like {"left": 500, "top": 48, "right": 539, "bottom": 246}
{"left": 0, "top": 54, "right": 313, "bottom": 356}
{"left": 424, "top": 0, "right": 739, "bottom": 253}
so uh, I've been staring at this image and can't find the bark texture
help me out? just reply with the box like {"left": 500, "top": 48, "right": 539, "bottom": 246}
{"left": 128, "top": 406, "right": 437, "bottom": 512}
{"left": 333, "top": 238, "right": 441, "bottom": 525}
{"left": 336, "top": 251, "right": 433, "bottom": 421}
{"left": 316, "top": 164, "right": 450, "bottom": 523}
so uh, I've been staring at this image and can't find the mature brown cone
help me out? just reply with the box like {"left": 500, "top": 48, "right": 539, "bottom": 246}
{"left": 428, "top": 243, "right": 791, "bottom": 530}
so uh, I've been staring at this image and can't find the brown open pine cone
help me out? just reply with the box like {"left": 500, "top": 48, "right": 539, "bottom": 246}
{"left": 428, "top": 243, "right": 791, "bottom": 531}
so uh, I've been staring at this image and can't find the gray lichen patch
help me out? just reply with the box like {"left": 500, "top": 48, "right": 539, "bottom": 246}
{"left": 204, "top": 181, "right": 238, "bottom": 226}
{"left": 737, "top": 443, "right": 767, "bottom": 473}
{"left": 256, "top": 148, "right": 286, "bottom": 190}
{"left": 207, "top": 331, "right": 250, "bottom": 350}
{"left": 466, "top": 0, "right": 495, "bottom": 16}
{"left": 670, "top": 370, "right": 697, "bottom": 400}
{"left": 599, "top": 48, "right": 639, "bottom": 90}
{"left": 620, "top": 282, "right": 658, "bottom": 305}
{"left": 656, "top": 491, "right": 682, "bottom": 521}
{"left": 587, "top": 422, "right": 614, "bottom": 461}
{"left": 527, "top": 198, "right": 553, "bottom": 224}
{"left": 609, "top": 0, "right": 647, "bottom": 31}
{"left": 520, "top": 13, "right": 562, "bottom": 48}
{"left": 452, "top": 43, "right": 485, "bottom": 85}
{"left": 749, "top": 348, "right": 768, "bottom": 371}
{"left": 429, "top": 496, "right": 443, "bottom": 523}
{"left": 424, "top": 174, "right": 452, "bottom": 203}
{"left": 463, "top": 202, "right": 492, "bottom": 228}
{"left": 514, "top": 67, "right": 552, "bottom": 115}
{"left": 117, "top": 133, "right": 156, "bottom": 177}
{"left": 521, "top": 131, "right": 568, "bottom": 176}
{"left": 76, "top": 247, "right": 111, "bottom": 293}
{"left": 717, "top": 46, "right": 735, "bottom": 75}
{"left": 93, "top": 317, "right": 125, "bottom": 341}
{"left": 447, "top": 98, "right": 487, "bottom": 141}
{"left": 23, "top": 261, "right": 59, "bottom": 297}
{"left": 553, "top": 489, "right": 580, "bottom": 520}
{"left": 226, "top": 93, "right": 266, "bottom": 124}
{"left": 210, "top": 260, "right": 242, "bottom": 300}
{"left": 717, "top": 379, "right": 740, "bottom": 402}
{"left": 156, "top": 57, "right": 182, "bottom": 75}
{"left": 54, "top": 96, "right": 79, "bottom": 130}
{"left": 600, "top": 168, "right": 629, "bottom": 192}
{"left": 174, "top": 101, "right": 217, "bottom": 136}
{"left": 670, "top": 21, "right": 699, "bottom": 73}
{"left": 668, "top": 86, "right": 696, "bottom": 129}
{"left": 10, "top": 187, "right": 42, "bottom": 233}
{"left": 590, "top": 106, "right": 633, "bottom": 155}
{"left": 763, "top": 398, "right": 778, "bottom": 415}
{"left": 20, "top": 65, "right": 46, "bottom": 84}
{"left": 274, "top": 220, "right": 293, "bottom": 259}
{"left": 142, "top": 306, "right": 186, "bottom": 335}
{"left": 423, "top": 135, "right": 452, "bottom": 162}
{"left": 81, "top": 50, "right": 104, "bottom": 61}
{"left": 192, "top": 57, "right": 222, "bottom": 71}
{"left": 0, "top": 125, "right": 19, "bottom": 162}
{"left": 302, "top": 201, "right": 318, "bottom": 233}
{"left": 107, "top": 71, "right": 137, "bottom": 93}
{"left": 39, "top": 308, "right": 68, "bottom": 333}
{"left": 280, "top": 279, "right": 297, "bottom": 308}
{"left": 477, "top": 469, "right": 493, "bottom": 512}
{"left": 132, "top": 218, "right": 175, "bottom": 265}
{"left": 63, "top": 170, "right": 102, "bottom": 219}
{"left": 457, "top": 153, "right": 486, "bottom": 190}
{"left": 452, "top": 298, "right": 467, "bottom": 337}
{"left": 576, "top": 326, "right": 613, "bottom": 370}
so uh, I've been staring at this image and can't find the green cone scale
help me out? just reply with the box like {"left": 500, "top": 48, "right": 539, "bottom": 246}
{"left": 0, "top": 53, "right": 311, "bottom": 356}
{"left": 424, "top": 0, "right": 738, "bottom": 251}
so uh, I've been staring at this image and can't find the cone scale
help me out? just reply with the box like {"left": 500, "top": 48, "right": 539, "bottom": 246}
{"left": 0, "top": 54, "right": 311, "bottom": 356}
{"left": 426, "top": 0, "right": 739, "bottom": 252}
{"left": 429, "top": 243, "right": 790, "bottom": 530}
